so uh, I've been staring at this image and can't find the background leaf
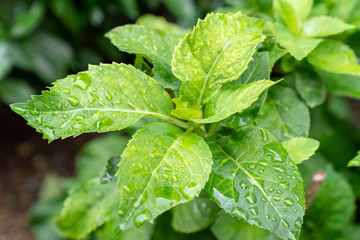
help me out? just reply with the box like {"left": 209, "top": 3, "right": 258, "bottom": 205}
{"left": 256, "top": 86, "right": 310, "bottom": 142}
{"left": 172, "top": 12, "right": 265, "bottom": 107}
{"left": 115, "top": 122, "right": 213, "bottom": 232}
{"left": 302, "top": 16, "right": 355, "bottom": 37}
{"left": 307, "top": 40, "right": 360, "bottom": 76}
{"left": 294, "top": 71, "right": 326, "bottom": 108}
{"left": 205, "top": 126, "right": 305, "bottom": 240}
{"left": 171, "top": 198, "right": 219, "bottom": 233}
{"left": 10, "top": 63, "right": 172, "bottom": 141}
{"left": 348, "top": 151, "right": 360, "bottom": 167}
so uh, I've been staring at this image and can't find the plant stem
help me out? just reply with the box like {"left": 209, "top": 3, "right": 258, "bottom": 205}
{"left": 207, "top": 122, "right": 219, "bottom": 136}
{"left": 154, "top": 114, "right": 190, "bottom": 129}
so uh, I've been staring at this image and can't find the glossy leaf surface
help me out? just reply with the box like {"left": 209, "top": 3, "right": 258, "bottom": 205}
{"left": 295, "top": 72, "right": 326, "bottom": 108}
{"left": 205, "top": 126, "right": 305, "bottom": 240}
{"left": 57, "top": 178, "right": 120, "bottom": 239}
{"left": 307, "top": 40, "right": 360, "bottom": 76}
{"left": 282, "top": 137, "right": 320, "bottom": 164}
{"left": 257, "top": 87, "right": 310, "bottom": 142}
{"left": 348, "top": 151, "right": 360, "bottom": 167}
{"left": 171, "top": 198, "right": 219, "bottom": 233}
{"left": 115, "top": 122, "right": 213, "bottom": 232}
{"left": 172, "top": 12, "right": 265, "bottom": 106}
{"left": 106, "top": 25, "right": 182, "bottom": 89}
{"left": 274, "top": 23, "right": 322, "bottom": 60}
{"left": 194, "top": 80, "right": 276, "bottom": 124}
{"left": 211, "top": 214, "right": 278, "bottom": 240}
{"left": 10, "top": 63, "right": 172, "bottom": 142}
{"left": 303, "top": 16, "right": 355, "bottom": 37}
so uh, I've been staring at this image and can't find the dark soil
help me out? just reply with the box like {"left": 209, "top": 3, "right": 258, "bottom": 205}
{"left": 0, "top": 102, "right": 95, "bottom": 240}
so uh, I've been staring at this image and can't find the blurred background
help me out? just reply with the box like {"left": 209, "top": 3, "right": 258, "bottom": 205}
{"left": 1, "top": 0, "right": 360, "bottom": 239}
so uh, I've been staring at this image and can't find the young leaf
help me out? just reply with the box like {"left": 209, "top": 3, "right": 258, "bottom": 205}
{"left": 57, "top": 178, "right": 120, "bottom": 239}
{"left": 172, "top": 12, "right": 265, "bottom": 107}
{"left": 171, "top": 97, "right": 203, "bottom": 121}
{"left": 316, "top": 69, "right": 360, "bottom": 100}
{"left": 256, "top": 86, "right": 310, "bottom": 142}
{"left": 302, "top": 16, "right": 355, "bottom": 37}
{"left": 211, "top": 214, "right": 278, "bottom": 240}
{"left": 194, "top": 80, "right": 277, "bottom": 124}
{"left": 106, "top": 25, "right": 182, "bottom": 89}
{"left": 273, "top": 0, "right": 313, "bottom": 35}
{"left": 10, "top": 63, "right": 173, "bottom": 142}
{"left": 273, "top": 22, "right": 322, "bottom": 60}
{"left": 171, "top": 198, "right": 219, "bottom": 233}
{"left": 204, "top": 126, "right": 305, "bottom": 240}
{"left": 307, "top": 40, "right": 360, "bottom": 76}
{"left": 115, "top": 122, "right": 213, "bottom": 232}
{"left": 294, "top": 72, "right": 326, "bottom": 108}
{"left": 282, "top": 137, "right": 320, "bottom": 164}
{"left": 348, "top": 151, "right": 360, "bottom": 167}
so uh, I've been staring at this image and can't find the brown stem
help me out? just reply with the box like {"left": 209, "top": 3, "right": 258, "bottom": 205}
{"left": 305, "top": 170, "right": 327, "bottom": 209}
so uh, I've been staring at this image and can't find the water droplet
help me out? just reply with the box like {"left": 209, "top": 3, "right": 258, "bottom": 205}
{"left": 49, "top": 101, "right": 55, "bottom": 105}
{"left": 273, "top": 166, "right": 287, "bottom": 173}
{"left": 268, "top": 187, "right": 274, "bottom": 192}
{"left": 140, "top": 87, "right": 147, "bottom": 95}
{"left": 134, "top": 209, "right": 152, "bottom": 227}
{"left": 257, "top": 169, "right": 264, "bottom": 174}
{"left": 265, "top": 214, "right": 270, "bottom": 219}
{"left": 56, "top": 103, "right": 62, "bottom": 110}
{"left": 105, "top": 91, "right": 112, "bottom": 100}
{"left": 123, "top": 184, "right": 133, "bottom": 193}
{"left": 240, "top": 180, "right": 249, "bottom": 190}
{"left": 74, "top": 73, "right": 92, "bottom": 90}
{"left": 231, "top": 207, "right": 249, "bottom": 220}
{"left": 249, "top": 163, "right": 257, "bottom": 169}
{"left": 249, "top": 206, "right": 258, "bottom": 215}
{"left": 293, "top": 208, "right": 298, "bottom": 213}
{"left": 261, "top": 197, "right": 266, "bottom": 202}
{"left": 118, "top": 209, "right": 125, "bottom": 216}
{"left": 74, "top": 114, "right": 85, "bottom": 120}
{"left": 258, "top": 160, "right": 269, "bottom": 166}
{"left": 272, "top": 196, "right": 281, "bottom": 201}
{"left": 163, "top": 166, "right": 172, "bottom": 172}
{"left": 29, "top": 105, "right": 39, "bottom": 115}
{"left": 162, "top": 174, "right": 169, "bottom": 179}
{"left": 62, "top": 114, "right": 68, "bottom": 119}
{"left": 271, "top": 217, "right": 276, "bottom": 222}
{"left": 277, "top": 175, "right": 284, "bottom": 180}
{"left": 35, "top": 116, "right": 43, "bottom": 125}
{"left": 283, "top": 208, "right": 287, "bottom": 212}
{"left": 71, "top": 122, "right": 85, "bottom": 129}
{"left": 245, "top": 193, "right": 257, "bottom": 204}
{"left": 282, "top": 220, "right": 290, "bottom": 228}
{"left": 276, "top": 189, "right": 283, "bottom": 194}
{"left": 127, "top": 101, "right": 136, "bottom": 109}
{"left": 295, "top": 218, "right": 302, "bottom": 229}
{"left": 284, "top": 198, "right": 294, "bottom": 206}
{"left": 172, "top": 176, "right": 178, "bottom": 182}
{"left": 64, "top": 88, "right": 71, "bottom": 94}
{"left": 249, "top": 218, "right": 261, "bottom": 226}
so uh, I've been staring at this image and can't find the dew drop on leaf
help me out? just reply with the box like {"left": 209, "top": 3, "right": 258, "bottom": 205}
{"left": 284, "top": 198, "right": 295, "bottom": 206}
{"left": 231, "top": 207, "right": 249, "bottom": 221}
{"left": 245, "top": 193, "right": 257, "bottom": 204}
{"left": 74, "top": 73, "right": 92, "bottom": 90}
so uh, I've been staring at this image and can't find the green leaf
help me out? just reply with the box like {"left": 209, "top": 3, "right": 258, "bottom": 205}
{"left": 348, "top": 151, "right": 360, "bottom": 167}
{"left": 10, "top": 0, "right": 45, "bottom": 37}
{"left": 171, "top": 97, "right": 203, "bottom": 121}
{"left": 282, "top": 137, "right": 320, "bottom": 164}
{"left": 307, "top": 40, "right": 360, "bottom": 76}
{"left": 302, "top": 16, "right": 355, "bottom": 37}
{"left": 57, "top": 178, "right": 120, "bottom": 239}
{"left": 97, "top": 219, "right": 154, "bottom": 240}
{"left": 273, "top": 0, "right": 313, "bottom": 35}
{"left": 76, "top": 133, "right": 127, "bottom": 183}
{"left": 232, "top": 52, "right": 271, "bottom": 85}
{"left": 302, "top": 163, "right": 355, "bottom": 231}
{"left": 194, "top": 80, "right": 277, "bottom": 124}
{"left": 163, "top": 0, "right": 197, "bottom": 26}
{"left": 172, "top": 12, "right": 265, "bottom": 107}
{"left": 0, "top": 78, "right": 36, "bottom": 104}
{"left": 115, "top": 122, "right": 213, "bottom": 232}
{"left": 294, "top": 71, "right": 326, "bottom": 108}
{"left": 106, "top": 25, "right": 182, "bottom": 89}
{"left": 211, "top": 214, "right": 278, "bottom": 240}
{"left": 171, "top": 198, "right": 219, "bottom": 233}
{"left": 273, "top": 23, "right": 322, "bottom": 60}
{"left": 101, "top": 157, "right": 121, "bottom": 184}
{"left": 268, "top": 47, "right": 288, "bottom": 70}
{"left": 316, "top": 69, "right": 360, "bottom": 100}
{"left": 204, "top": 126, "right": 305, "bottom": 240}
{"left": 136, "top": 14, "right": 188, "bottom": 36}
{"left": 10, "top": 63, "right": 173, "bottom": 142}
{"left": 256, "top": 86, "right": 310, "bottom": 142}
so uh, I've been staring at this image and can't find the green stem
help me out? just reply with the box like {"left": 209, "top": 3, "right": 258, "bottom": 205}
{"left": 207, "top": 122, "right": 219, "bottom": 136}
{"left": 194, "top": 127, "right": 206, "bottom": 137}
{"left": 154, "top": 114, "right": 190, "bottom": 129}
